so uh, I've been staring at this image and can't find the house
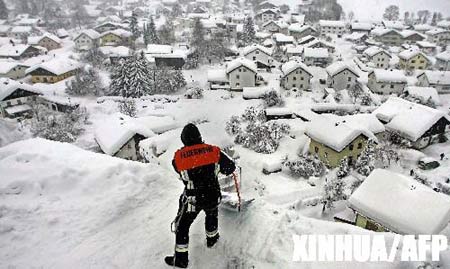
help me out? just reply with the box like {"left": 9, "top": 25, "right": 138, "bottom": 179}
{"left": 435, "top": 51, "right": 450, "bottom": 71}
{"left": 285, "top": 45, "right": 304, "bottom": 60}
{"left": 304, "top": 39, "right": 335, "bottom": 54}
{"left": 9, "top": 26, "right": 34, "bottom": 40}
{"left": 0, "top": 78, "right": 41, "bottom": 118}
{"left": 226, "top": 57, "right": 258, "bottom": 91}
{"left": 272, "top": 33, "right": 294, "bottom": 46}
{"left": 363, "top": 46, "right": 391, "bottom": 69}
{"left": 302, "top": 48, "right": 330, "bottom": 67}
{"left": 207, "top": 69, "right": 229, "bottom": 90}
{"left": 398, "top": 49, "right": 431, "bottom": 71}
{"left": 100, "top": 29, "right": 133, "bottom": 46}
{"left": 413, "top": 24, "right": 434, "bottom": 33}
{"left": 28, "top": 33, "right": 62, "bottom": 51}
{"left": 372, "top": 97, "right": 450, "bottom": 148}
{"left": 343, "top": 169, "right": 450, "bottom": 234}
{"left": 350, "top": 22, "right": 373, "bottom": 34}
{"left": 371, "top": 28, "right": 404, "bottom": 46}
{"left": 280, "top": 60, "right": 313, "bottom": 90}
{"left": 145, "top": 44, "right": 185, "bottom": 69}
{"left": 256, "top": 1, "right": 278, "bottom": 11}
{"left": 404, "top": 86, "right": 440, "bottom": 106}
{"left": 94, "top": 21, "right": 127, "bottom": 33}
{"left": 381, "top": 21, "right": 405, "bottom": 31}
{"left": 0, "top": 44, "right": 42, "bottom": 60}
{"left": 305, "top": 116, "right": 377, "bottom": 167}
{"left": 326, "top": 62, "right": 359, "bottom": 91}
{"left": 261, "top": 20, "right": 288, "bottom": 34}
{"left": 437, "top": 20, "right": 450, "bottom": 29}
{"left": 38, "top": 95, "right": 80, "bottom": 113}
{"left": 288, "top": 24, "right": 318, "bottom": 40}
{"left": 242, "top": 44, "right": 273, "bottom": 69}
{"left": 417, "top": 71, "right": 450, "bottom": 94}
{"left": 297, "top": 35, "right": 316, "bottom": 45}
{"left": 344, "top": 32, "right": 368, "bottom": 44}
{"left": 99, "top": 46, "right": 132, "bottom": 65}
{"left": 367, "top": 69, "right": 407, "bottom": 95}
{"left": 94, "top": 113, "right": 159, "bottom": 161}
{"left": 0, "top": 61, "right": 29, "bottom": 80}
{"left": 56, "top": 29, "right": 70, "bottom": 39}
{"left": 400, "top": 30, "right": 425, "bottom": 44}
{"left": 254, "top": 9, "right": 278, "bottom": 25}
{"left": 416, "top": 41, "right": 437, "bottom": 54}
{"left": 425, "top": 28, "right": 450, "bottom": 47}
{"left": 26, "top": 58, "right": 82, "bottom": 84}
{"left": 74, "top": 29, "right": 101, "bottom": 51}
{"left": 319, "top": 20, "right": 347, "bottom": 37}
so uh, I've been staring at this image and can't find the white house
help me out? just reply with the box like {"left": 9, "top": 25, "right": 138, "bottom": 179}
{"left": 288, "top": 24, "right": 318, "bottom": 40}
{"left": 254, "top": 9, "right": 278, "bottom": 25}
{"left": 74, "top": 29, "right": 101, "bottom": 51}
{"left": 435, "top": 51, "right": 450, "bottom": 71}
{"left": 302, "top": 48, "right": 330, "bottom": 67}
{"left": 367, "top": 69, "right": 407, "bottom": 95}
{"left": 417, "top": 71, "right": 450, "bottom": 94}
{"left": 425, "top": 28, "right": 450, "bottom": 47}
{"left": 226, "top": 57, "right": 258, "bottom": 91}
{"left": 319, "top": 20, "right": 346, "bottom": 36}
{"left": 242, "top": 44, "right": 273, "bottom": 69}
{"left": 0, "top": 61, "right": 29, "bottom": 80}
{"left": 261, "top": 20, "right": 288, "bottom": 34}
{"left": 363, "top": 46, "right": 391, "bottom": 69}
{"left": 280, "top": 60, "right": 313, "bottom": 90}
{"left": 326, "top": 62, "right": 359, "bottom": 91}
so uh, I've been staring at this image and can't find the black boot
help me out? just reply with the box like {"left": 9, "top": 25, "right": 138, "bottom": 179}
{"left": 206, "top": 234, "right": 220, "bottom": 248}
{"left": 164, "top": 251, "right": 189, "bottom": 268}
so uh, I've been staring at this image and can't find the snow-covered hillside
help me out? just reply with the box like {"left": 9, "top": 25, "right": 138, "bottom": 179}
{"left": 0, "top": 138, "right": 442, "bottom": 268}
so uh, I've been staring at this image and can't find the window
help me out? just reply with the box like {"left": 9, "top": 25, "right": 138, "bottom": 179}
{"left": 412, "top": 60, "right": 416, "bottom": 64}
{"left": 348, "top": 77, "right": 352, "bottom": 82}
{"left": 301, "top": 77, "right": 304, "bottom": 80}
{"left": 293, "top": 76, "right": 297, "bottom": 81}
{"left": 236, "top": 75, "right": 240, "bottom": 79}
{"left": 390, "top": 84, "right": 394, "bottom": 89}
{"left": 293, "top": 84, "right": 296, "bottom": 87}
{"left": 253, "top": 56, "right": 256, "bottom": 60}
{"left": 314, "top": 146, "right": 319, "bottom": 153}
{"left": 381, "top": 85, "right": 385, "bottom": 89}
{"left": 6, "top": 101, "right": 11, "bottom": 106}
{"left": 357, "top": 143, "right": 362, "bottom": 149}
{"left": 348, "top": 156, "right": 353, "bottom": 165}
{"left": 255, "top": 50, "right": 259, "bottom": 54}
{"left": 17, "top": 99, "right": 22, "bottom": 105}
{"left": 349, "top": 144, "right": 354, "bottom": 151}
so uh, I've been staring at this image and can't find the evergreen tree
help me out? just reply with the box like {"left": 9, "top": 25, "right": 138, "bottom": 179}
{"left": 355, "top": 140, "right": 376, "bottom": 176}
{"left": 336, "top": 157, "right": 350, "bottom": 179}
{"left": 431, "top": 12, "right": 438, "bottom": 26}
{"left": 109, "top": 52, "right": 154, "bottom": 97}
{"left": 190, "top": 18, "right": 206, "bottom": 57}
{"left": 129, "top": 11, "right": 141, "bottom": 41}
{"left": 322, "top": 176, "right": 346, "bottom": 211}
{"left": 154, "top": 66, "right": 186, "bottom": 94}
{"left": 144, "top": 17, "right": 159, "bottom": 44}
{"left": 66, "top": 65, "right": 103, "bottom": 96}
{"left": 82, "top": 42, "right": 105, "bottom": 67}
{"left": 0, "top": 0, "right": 8, "bottom": 20}
{"left": 205, "top": 32, "right": 226, "bottom": 62}
{"left": 158, "top": 20, "right": 175, "bottom": 45}
{"left": 171, "top": 2, "right": 182, "bottom": 18}
{"left": 241, "top": 16, "right": 256, "bottom": 46}
{"left": 118, "top": 98, "right": 137, "bottom": 117}
{"left": 17, "top": 0, "right": 30, "bottom": 13}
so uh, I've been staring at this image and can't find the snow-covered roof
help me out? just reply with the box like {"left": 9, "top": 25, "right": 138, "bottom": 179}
{"left": 382, "top": 20, "right": 405, "bottom": 30}
{"left": 0, "top": 78, "right": 41, "bottom": 101}
{"left": 323, "top": 113, "right": 385, "bottom": 134}
{"left": 351, "top": 22, "right": 373, "bottom": 31}
{"left": 226, "top": 57, "right": 257, "bottom": 74}
{"left": 0, "top": 61, "right": 28, "bottom": 74}
{"left": 419, "top": 71, "right": 450, "bottom": 85}
{"left": 99, "top": 46, "right": 131, "bottom": 57}
{"left": 326, "top": 61, "right": 359, "bottom": 77}
{"left": 399, "top": 30, "right": 425, "bottom": 39}
{"left": 207, "top": 69, "right": 228, "bottom": 82}
{"left": 262, "top": 20, "right": 288, "bottom": 29}
{"left": 146, "top": 44, "right": 173, "bottom": 54}
{"left": 319, "top": 20, "right": 346, "bottom": 28}
{"left": 370, "top": 69, "right": 407, "bottom": 83}
{"left": 75, "top": 29, "right": 101, "bottom": 40}
{"left": 303, "top": 48, "right": 329, "bottom": 58}
{"left": 345, "top": 32, "right": 367, "bottom": 41}
{"left": 28, "top": 32, "right": 61, "bottom": 45}
{"left": 425, "top": 28, "right": 449, "bottom": 35}
{"left": 436, "top": 50, "right": 450, "bottom": 62}
{"left": 288, "top": 23, "right": 315, "bottom": 33}
{"left": 413, "top": 24, "right": 434, "bottom": 31}
{"left": 363, "top": 46, "right": 390, "bottom": 57}
{"left": 272, "top": 33, "right": 295, "bottom": 43}
{"left": 10, "top": 26, "right": 32, "bottom": 33}
{"left": 0, "top": 44, "right": 36, "bottom": 57}
{"left": 437, "top": 21, "right": 450, "bottom": 28}
{"left": 26, "top": 58, "right": 82, "bottom": 76}
{"left": 305, "top": 116, "right": 377, "bottom": 152}
{"left": 281, "top": 60, "right": 312, "bottom": 77}
{"left": 304, "top": 39, "right": 334, "bottom": 49}
{"left": 242, "top": 44, "right": 272, "bottom": 56}
{"left": 398, "top": 49, "right": 429, "bottom": 61}
{"left": 56, "top": 29, "right": 69, "bottom": 38}
{"left": 405, "top": 86, "right": 440, "bottom": 105}
{"left": 297, "top": 35, "right": 316, "bottom": 44}
{"left": 102, "top": 29, "right": 132, "bottom": 38}
{"left": 95, "top": 113, "right": 164, "bottom": 155}
{"left": 372, "top": 97, "right": 448, "bottom": 141}
{"left": 349, "top": 169, "right": 450, "bottom": 235}
{"left": 371, "top": 28, "right": 400, "bottom": 37}
{"left": 416, "top": 41, "right": 436, "bottom": 48}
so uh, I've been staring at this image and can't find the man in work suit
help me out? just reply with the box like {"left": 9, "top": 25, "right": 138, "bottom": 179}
{"left": 165, "top": 123, "right": 236, "bottom": 268}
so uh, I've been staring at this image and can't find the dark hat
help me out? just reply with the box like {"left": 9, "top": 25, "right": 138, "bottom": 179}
{"left": 181, "top": 123, "right": 202, "bottom": 146}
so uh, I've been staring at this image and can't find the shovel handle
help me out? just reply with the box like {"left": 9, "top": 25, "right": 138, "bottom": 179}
{"left": 232, "top": 171, "right": 242, "bottom": 212}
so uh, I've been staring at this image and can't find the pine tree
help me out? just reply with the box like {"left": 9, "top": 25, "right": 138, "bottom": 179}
{"left": 129, "top": 11, "right": 141, "bottom": 41}
{"left": 158, "top": 20, "right": 175, "bottom": 45}
{"left": 241, "top": 16, "right": 256, "bottom": 46}
{"left": 355, "top": 140, "right": 376, "bottom": 176}
{"left": 144, "top": 17, "right": 159, "bottom": 45}
{"left": 66, "top": 65, "right": 103, "bottom": 96}
{"left": 154, "top": 66, "right": 186, "bottom": 94}
{"left": 0, "top": 0, "right": 8, "bottom": 20}
{"left": 118, "top": 98, "right": 137, "bottom": 117}
{"left": 109, "top": 52, "right": 154, "bottom": 97}
{"left": 190, "top": 18, "right": 206, "bottom": 57}
{"left": 336, "top": 157, "right": 350, "bottom": 179}
{"left": 171, "top": 2, "right": 182, "bottom": 18}
{"left": 322, "top": 175, "right": 346, "bottom": 211}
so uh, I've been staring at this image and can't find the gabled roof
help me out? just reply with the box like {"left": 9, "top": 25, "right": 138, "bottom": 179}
{"left": 226, "top": 57, "right": 257, "bottom": 74}
{"left": 0, "top": 61, "right": 29, "bottom": 74}
{"left": 319, "top": 20, "right": 346, "bottom": 28}
{"left": 398, "top": 49, "right": 430, "bottom": 61}
{"left": 369, "top": 69, "right": 407, "bottom": 83}
{"left": 303, "top": 48, "right": 329, "bottom": 58}
{"left": 75, "top": 29, "right": 101, "bottom": 40}
{"left": 363, "top": 46, "right": 391, "bottom": 58}
{"left": 349, "top": 169, "right": 450, "bottom": 235}
{"left": 0, "top": 78, "right": 41, "bottom": 101}
{"left": 242, "top": 44, "right": 272, "bottom": 56}
{"left": 0, "top": 44, "right": 40, "bottom": 57}
{"left": 101, "top": 29, "right": 132, "bottom": 38}
{"left": 288, "top": 23, "right": 316, "bottom": 34}
{"left": 281, "top": 60, "right": 312, "bottom": 77}
{"left": 26, "top": 58, "right": 82, "bottom": 76}
{"left": 436, "top": 50, "right": 450, "bottom": 62}
{"left": 326, "top": 61, "right": 359, "bottom": 77}
{"left": 418, "top": 71, "right": 450, "bottom": 85}
{"left": 28, "top": 32, "right": 62, "bottom": 45}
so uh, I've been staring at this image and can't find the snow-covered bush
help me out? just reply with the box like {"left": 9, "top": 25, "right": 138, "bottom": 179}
{"left": 66, "top": 65, "right": 103, "bottom": 96}
{"left": 118, "top": 98, "right": 137, "bottom": 117}
{"left": 30, "top": 105, "right": 88, "bottom": 143}
{"left": 282, "top": 155, "right": 325, "bottom": 179}
{"left": 241, "top": 106, "right": 266, "bottom": 122}
{"left": 184, "top": 86, "right": 204, "bottom": 99}
{"left": 336, "top": 157, "right": 350, "bottom": 179}
{"left": 355, "top": 140, "right": 376, "bottom": 176}
{"left": 262, "top": 90, "right": 284, "bottom": 107}
{"left": 225, "top": 116, "right": 241, "bottom": 135}
{"left": 322, "top": 176, "right": 347, "bottom": 211}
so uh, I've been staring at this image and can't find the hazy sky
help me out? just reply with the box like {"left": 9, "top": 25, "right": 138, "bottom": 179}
{"left": 338, "top": 0, "right": 450, "bottom": 20}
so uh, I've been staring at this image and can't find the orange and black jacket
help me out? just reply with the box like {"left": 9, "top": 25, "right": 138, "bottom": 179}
{"left": 172, "top": 143, "right": 236, "bottom": 210}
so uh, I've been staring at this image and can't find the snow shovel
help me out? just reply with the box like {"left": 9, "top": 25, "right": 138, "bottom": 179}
{"left": 220, "top": 166, "right": 254, "bottom": 212}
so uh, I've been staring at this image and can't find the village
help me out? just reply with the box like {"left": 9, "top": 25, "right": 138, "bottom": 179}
{"left": 0, "top": 0, "right": 450, "bottom": 268}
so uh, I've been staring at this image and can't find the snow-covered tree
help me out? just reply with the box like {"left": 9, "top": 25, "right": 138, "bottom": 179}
{"left": 355, "top": 140, "right": 376, "bottom": 176}
{"left": 153, "top": 66, "right": 186, "bottom": 94}
{"left": 205, "top": 32, "right": 227, "bottom": 62}
{"left": 171, "top": 2, "right": 182, "bottom": 17}
{"left": 66, "top": 65, "right": 103, "bottom": 96}
{"left": 17, "top": 0, "right": 30, "bottom": 13}
{"left": 82, "top": 43, "right": 105, "bottom": 68}
{"left": 262, "top": 90, "right": 284, "bottom": 107}
{"left": 31, "top": 105, "right": 88, "bottom": 143}
{"left": 109, "top": 52, "right": 154, "bottom": 97}
{"left": 190, "top": 18, "right": 206, "bottom": 58}
{"left": 225, "top": 116, "right": 241, "bottom": 135}
{"left": 71, "top": 3, "right": 88, "bottom": 29}
{"left": 144, "top": 17, "right": 159, "bottom": 45}
{"left": 336, "top": 157, "right": 350, "bottom": 179}
{"left": 118, "top": 98, "right": 137, "bottom": 117}
{"left": 129, "top": 11, "right": 141, "bottom": 41}
{"left": 322, "top": 175, "right": 346, "bottom": 211}
{"left": 158, "top": 20, "right": 175, "bottom": 45}
{"left": 383, "top": 5, "right": 400, "bottom": 21}
{"left": 241, "top": 106, "right": 266, "bottom": 122}
{"left": 184, "top": 85, "right": 204, "bottom": 99}
{"left": 0, "top": 0, "right": 8, "bottom": 20}
{"left": 241, "top": 16, "right": 256, "bottom": 46}
{"left": 375, "top": 142, "right": 400, "bottom": 168}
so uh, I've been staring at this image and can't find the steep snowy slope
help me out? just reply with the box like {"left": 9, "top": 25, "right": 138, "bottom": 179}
{"left": 0, "top": 139, "right": 435, "bottom": 268}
